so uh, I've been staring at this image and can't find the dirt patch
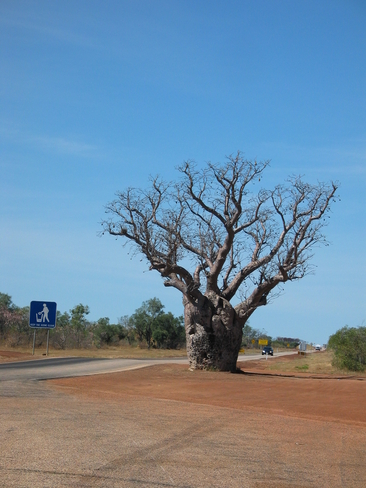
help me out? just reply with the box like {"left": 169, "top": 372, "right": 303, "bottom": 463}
{"left": 0, "top": 346, "right": 188, "bottom": 361}
{"left": 50, "top": 363, "right": 366, "bottom": 425}
{"left": 0, "top": 350, "right": 38, "bottom": 362}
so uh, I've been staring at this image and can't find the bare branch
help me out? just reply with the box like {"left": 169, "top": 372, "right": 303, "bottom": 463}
{"left": 101, "top": 154, "right": 338, "bottom": 319}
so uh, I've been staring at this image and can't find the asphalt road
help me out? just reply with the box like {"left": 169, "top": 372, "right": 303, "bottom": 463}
{"left": 0, "top": 351, "right": 295, "bottom": 382}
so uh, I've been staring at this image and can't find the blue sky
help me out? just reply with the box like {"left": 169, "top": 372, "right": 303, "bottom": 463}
{"left": 1, "top": 0, "right": 365, "bottom": 345}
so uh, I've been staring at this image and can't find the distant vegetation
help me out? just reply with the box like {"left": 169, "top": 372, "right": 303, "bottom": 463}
{"left": 0, "top": 293, "right": 185, "bottom": 351}
{"left": 241, "top": 324, "right": 300, "bottom": 349}
{"left": 328, "top": 326, "right": 366, "bottom": 372}
{"left": 0, "top": 291, "right": 303, "bottom": 353}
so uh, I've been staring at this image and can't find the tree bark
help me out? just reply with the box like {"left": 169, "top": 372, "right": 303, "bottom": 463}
{"left": 183, "top": 293, "right": 243, "bottom": 372}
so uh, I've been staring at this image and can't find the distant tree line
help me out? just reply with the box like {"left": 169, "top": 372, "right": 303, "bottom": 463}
{"left": 0, "top": 291, "right": 303, "bottom": 352}
{"left": 271, "top": 337, "right": 301, "bottom": 349}
{"left": 0, "top": 293, "right": 185, "bottom": 350}
{"left": 241, "top": 324, "right": 299, "bottom": 349}
{"left": 241, "top": 324, "right": 271, "bottom": 348}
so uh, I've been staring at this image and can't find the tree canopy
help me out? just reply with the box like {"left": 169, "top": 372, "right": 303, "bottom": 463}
{"left": 128, "top": 298, "right": 185, "bottom": 349}
{"left": 102, "top": 153, "right": 338, "bottom": 318}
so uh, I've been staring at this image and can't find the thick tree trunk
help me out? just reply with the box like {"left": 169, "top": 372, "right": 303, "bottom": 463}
{"left": 183, "top": 293, "right": 243, "bottom": 372}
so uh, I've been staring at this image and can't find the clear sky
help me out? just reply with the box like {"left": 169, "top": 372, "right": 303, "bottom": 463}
{"left": 1, "top": 0, "right": 365, "bottom": 345}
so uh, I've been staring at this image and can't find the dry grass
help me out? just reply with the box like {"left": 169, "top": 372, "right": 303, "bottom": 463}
{"left": 260, "top": 350, "right": 366, "bottom": 376}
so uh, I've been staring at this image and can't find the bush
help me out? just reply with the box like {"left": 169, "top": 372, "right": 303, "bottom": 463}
{"left": 152, "top": 312, "right": 185, "bottom": 349}
{"left": 93, "top": 318, "right": 126, "bottom": 347}
{"left": 328, "top": 326, "right": 366, "bottom": 372}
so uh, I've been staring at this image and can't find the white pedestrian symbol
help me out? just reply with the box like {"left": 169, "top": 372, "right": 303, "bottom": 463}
{"left": 36, "top": 304, "right": 49, "bottom": 323}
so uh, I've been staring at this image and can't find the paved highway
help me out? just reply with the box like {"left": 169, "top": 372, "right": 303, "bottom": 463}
{"left": 0, "top": 351, "right": 296, "bottom": 381}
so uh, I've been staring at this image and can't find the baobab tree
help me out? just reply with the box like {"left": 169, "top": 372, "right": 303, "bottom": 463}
{"left": 101, "top": 153, "right": 338, "bottom": 371}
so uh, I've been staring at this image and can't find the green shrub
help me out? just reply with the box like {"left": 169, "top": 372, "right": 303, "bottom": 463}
{"left": 93, "top": 318, "right": 126, "bottom": 347}
{"left": 295, "top": 364, "right": 309, "bottom": 371}
{"left": 328, "top": 326, "right": 366, "bottom": 372}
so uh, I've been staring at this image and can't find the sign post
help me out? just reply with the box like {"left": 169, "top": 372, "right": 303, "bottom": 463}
{"left": 32, "top": 330, "right": 36, "bottom": 356}
{"left": 29, "top": 301, "right": 57, "bottom": 356}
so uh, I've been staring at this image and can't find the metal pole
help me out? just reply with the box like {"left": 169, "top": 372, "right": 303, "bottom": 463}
{"left": 32, "top": 329, "right": 36, "bottom": 355}
{"left": 46, "top": 329, "right": 50, "bottom": 356}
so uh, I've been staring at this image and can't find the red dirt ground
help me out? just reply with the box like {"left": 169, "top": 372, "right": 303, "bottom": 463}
{"left": 50, "top": 363, "right": 366, "bottom": 425}
{"left": 3, "top": 349, "right": 365, "bottom": 425}
{"left": 48, "top": 363, "right": 366, "bottom": 485}
{"left": 0, "top": 350, "right": 38, "bottom": 362}
{"left": 3, "top": 353, "right": 366, "bottom": 486}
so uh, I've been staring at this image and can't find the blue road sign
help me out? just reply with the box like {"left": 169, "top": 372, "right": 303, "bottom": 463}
{"left": 29, "top": 301, "right": 57, "bottom": 329}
